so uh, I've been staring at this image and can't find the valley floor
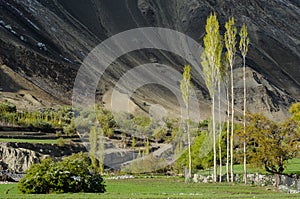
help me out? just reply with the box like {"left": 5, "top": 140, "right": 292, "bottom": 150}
{"left": 1, "top": 177, "right": 300, "bottom": 198}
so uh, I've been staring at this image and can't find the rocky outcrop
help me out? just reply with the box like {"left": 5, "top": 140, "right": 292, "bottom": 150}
{"left": 234, "top": 67, "right": 295, "bottom": 121}
{"left": 0, "top": 142, "right": 42, "bottom": 173}
{"left": 0, "top": 139, "right": 140, "bottom": 173}
{"left": 0, "top": 142, "right": 86, "bottom": 173}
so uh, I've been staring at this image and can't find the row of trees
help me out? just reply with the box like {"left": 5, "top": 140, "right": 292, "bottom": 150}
{"left": 180, "top": 14, "right": 300, "bottom": 185}
{"left": 180, "top": 13, "right": 250, "bottom": 183}
{"left": 175, "top": 103, "right": 299, "bottom": 180}
{"left": 0, "top": 100, "right": 75, "bottom": 134}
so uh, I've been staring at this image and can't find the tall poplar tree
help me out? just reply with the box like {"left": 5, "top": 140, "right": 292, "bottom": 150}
{"left": 201, "top": 13, "right": 223, "bottom": 183}
{"left": 217, "top": 52, "right": 226, "bottom": 182}
{"left": 89, "top": 125, "right": 104, "bottom": 174}
{"left": 221, "top": 55, "right": 231, "bottom": 182}
{"left": 224, "top": 17, "right": 237, "bottom": 183}
{"left": 239, "top": 23, "right": 250, "bottom": 184}
{"left": 180, "top": 64, "right": 193, "bottom": 181}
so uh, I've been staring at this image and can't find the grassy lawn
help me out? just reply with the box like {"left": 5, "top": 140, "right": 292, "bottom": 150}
{"left": 285, "top": 158, "right": 300, "bottom": 175}
{"left": 0, "top": 177, "right": 299, "bottom": 199}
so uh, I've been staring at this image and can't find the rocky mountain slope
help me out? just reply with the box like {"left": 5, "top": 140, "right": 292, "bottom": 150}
{"left": 0, "top": 0, "right": 299, "bottom": 121}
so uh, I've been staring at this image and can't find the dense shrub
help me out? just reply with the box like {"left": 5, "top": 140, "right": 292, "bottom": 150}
{"left": 18, "top": 153, "right": 106, "bottom": 194}
{"left": 31, "top": 120, "right": 52, "bottom": 130}
{"left": 174, "top": 130, "right": 227, "bottom": 173}
{"left": 63, "top": 120, "right": 76, "bottom": 135}
{"left": 0, "top": 100, "right": 17, "bottom": 113}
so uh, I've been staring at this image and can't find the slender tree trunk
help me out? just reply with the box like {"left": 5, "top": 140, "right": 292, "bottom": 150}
{"left": 99, "top": 128, "right": 105, "bottom": 174}
{"left": 274, "top": 173, "right": 279, "bottom": 187}
{"left": 243, "top": 56, "right": 247, "bottom": 184}
{"left": 180, "top": 64, "right": 193, "bottom": 183}
{"left": 239, "top": 23, "right": 249, "bottom": 184}
{"left": 187, "top": 104, "right": 192, "bottom": 180}
{"left": 212, "top": 94, "right": 217, "bottom": 183}
{"left": 218, "top": 135, "right": 222, "bottom": 182}
{"left": 226, "top": 86, "right": 230, "bottom": 183}
{"left": 230, "top": 64, "right": 234, "bottom": 183}
{"left": 218, "top": 83, "right": 222, "bottom": 182}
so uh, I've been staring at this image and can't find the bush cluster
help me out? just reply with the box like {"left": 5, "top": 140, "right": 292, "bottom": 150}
{"left": 18, "top": 153, "right": 106, "bottom": 194}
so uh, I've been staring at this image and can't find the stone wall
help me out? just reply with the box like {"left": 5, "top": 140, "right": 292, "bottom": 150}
{"left": 193, "top": 173, "right": 300, "bottom": 193}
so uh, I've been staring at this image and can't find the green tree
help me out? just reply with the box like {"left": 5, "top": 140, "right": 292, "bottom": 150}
{"left": 95, "top": 105, "right": 116, "bottom": 138}
{"left": 145, "top": 138, "right": 150, "bottom": 155}
{"left": 130, "top": 136, "right": 137, "bottom": 173}
{"left": 175, "top": 130, "right": 227, "bottom": 173}
{"left": 131, "top": 136, "right": 136, "bottom": 148}
{"left": 221, "top": 55, "right": 231, "bottom": 182}
{"left": 290, "top": 102, "right": 300, "bottom": 123}
{"left": 180, "top": 64, "right": 194, "bottom": 181}
{"left": 246, "top": 113, "right": 299, "bottom": 186}
{"left": 224, "top": 17, "right": 237, "bottom": 183}
{"left": 201, "top": 13, "right": 223, "bottom": 183}
{"left": 133, "top": 115, "right": 151, "bottom": 138}
{"left": 152, "top": 126, "right": 168, "bottom": 143}
{"left": 217, "top": 48, "right": 226, "bottom": 183}
{"left": 89, "top": 126, "right": 104, "bottom": 174}
{"left": 0, "top": 100, "right": 16, "bottom": 113}
{"left": 239, "top": 23, "right": 250, "bottom": 184}
{"left": 63, "top": 119, "right": 76, "bottom": 136}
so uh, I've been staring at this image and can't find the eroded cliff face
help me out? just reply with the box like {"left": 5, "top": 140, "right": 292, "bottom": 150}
{"left": 234, "top": 67, "right": 294, "bottom": 120}
{"left": 0, "top": 143, "right": 42, "bottom": 173}
{"left": 0, "top": 140, "right": 141, "bottom": 173}
{"left": 0, "top": 142, "right": 86, "bottom": 173}
{"left": 0, "top": 0, "right": 299, "bottom": 120}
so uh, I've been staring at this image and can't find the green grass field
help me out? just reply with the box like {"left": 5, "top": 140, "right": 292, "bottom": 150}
{"left": 0, "top": 138, "right": 298, "bottom": 198}
{"left": 285, "top": 158, "right": 300, "bottom": 174}
{"left": 0, "top": 177, "right": 299, "bottom": 199}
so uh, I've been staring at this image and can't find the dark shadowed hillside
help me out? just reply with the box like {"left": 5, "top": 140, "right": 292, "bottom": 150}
{"left": 0, "top": 0, "right": 299, "bottom": 121}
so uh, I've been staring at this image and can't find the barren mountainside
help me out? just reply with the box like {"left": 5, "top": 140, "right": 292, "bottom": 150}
{"left": 0, "top": 0, "right": 299, "bottom": 121}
